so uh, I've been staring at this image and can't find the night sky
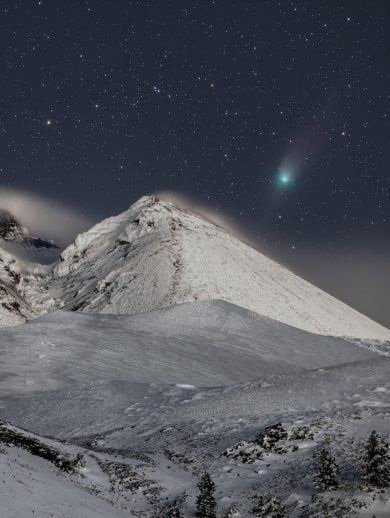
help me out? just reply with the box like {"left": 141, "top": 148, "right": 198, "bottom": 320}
{"left": 1, "top": 1, "right": 389, "bottom": 326}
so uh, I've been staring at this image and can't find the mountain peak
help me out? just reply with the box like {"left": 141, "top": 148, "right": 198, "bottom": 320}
{"left": 48, "top": 195, "right": 390, "bottom": 340}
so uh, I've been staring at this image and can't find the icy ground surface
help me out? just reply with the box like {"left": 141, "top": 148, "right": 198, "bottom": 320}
{"left": 0, "top": 300, "right": 389, "bottom": 516}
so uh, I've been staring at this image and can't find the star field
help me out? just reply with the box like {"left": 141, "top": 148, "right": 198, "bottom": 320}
{"left": 0, "top": 0, "right": 389, "bottom": 324}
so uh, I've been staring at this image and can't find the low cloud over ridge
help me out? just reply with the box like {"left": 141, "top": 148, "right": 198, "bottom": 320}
{"left": 0, "top": 187, "right": 92, "bottom": 247}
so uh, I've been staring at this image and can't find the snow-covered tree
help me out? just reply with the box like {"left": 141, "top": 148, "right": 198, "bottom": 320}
{"left": 74, "top": 452, "right": 86, "bottom": 469}
{"left": 225, "top": 503, "right": 240, "bottom": 517}
{"left": 362, "top": 430, "right": 390, "bottom": 488}
{"left": 166, "top": 504, "right": 184, "bottom": 518}
{"left": 313, "top": 446, "right": 338, "bottom": 491}
{"left": 196, "top": 472, "right": 217, "bottom": 518}
{"left": 307, "top": 495, "right": 364, "bottom": 517}
{"left": 251, "top": 495, "right": 287, "bottom": 517}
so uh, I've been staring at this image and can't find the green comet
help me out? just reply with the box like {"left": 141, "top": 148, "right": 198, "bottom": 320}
{"left": 278, "top": 171, "right": 293, "bottom": 186}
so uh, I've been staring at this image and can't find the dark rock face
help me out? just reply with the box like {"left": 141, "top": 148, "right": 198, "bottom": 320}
{"left": 24, "top": 237, "right": 58, "bottom": 250}
{"left": 0, "top": 209, "right": 24, "bottom": 241}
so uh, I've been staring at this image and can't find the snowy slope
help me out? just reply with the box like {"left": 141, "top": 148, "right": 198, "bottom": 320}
{"left": 0, "top": 305, "right": 388, "bottom": 517}
{"left": 0, "top": 208, "right": 58, "bottom": 325}
{"left": 0, "top": 300, "right": 378, "bottom": 438}
{"left": 0, "top": 247, "right": 43, "bottom": 326}
{"left": 0, "top": 302, "right": 388, "bottom": 517}
{"left": 2, "top": 360, "right": 390, "bottom": 518}
{"left": 0, "top": 421, "right": 148, "bottom": 518}
{"left": 0, "top": 248, "right": 29, "bottom": 326}
{"left": 0, "top": 441, "right": 130, "bottom": 518}
{"left": 0, "top": 245, "right": 56, "bottom": 326}
{"left": 48, "top": 195, "right": 390, "bottom": 340}
{"left": 179, "top": 354, "right": 390, "bottom": 422}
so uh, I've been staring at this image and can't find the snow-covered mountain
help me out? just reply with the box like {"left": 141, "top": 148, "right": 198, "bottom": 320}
{"left": 1, "top": 197, "right": 390, "bottom": 517}
{"left": 50, "top": 195, "right": 389, "bottom": 339}
{"left": 0, "top": 210, "right": 58, "bottom": 326}
{"left": 0, "top": 195, "right": 389, "bottom": 340}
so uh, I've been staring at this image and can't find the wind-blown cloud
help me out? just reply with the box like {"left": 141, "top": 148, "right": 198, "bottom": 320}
{"left": 0, "top": 188, "right": 92, "bottom": 247}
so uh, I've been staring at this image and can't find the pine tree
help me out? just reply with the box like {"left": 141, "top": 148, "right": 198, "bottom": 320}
{"left": 313, "top": 446, "right": 338, "bottom": 491}
{"left": 196, "top": 472, "right": 217, "bottom": 518}
{"left": 251, "top": 495, "right": 287, "bottom": 517}
{"left": 363, "top": 430, "right": 390, "bottom": 488}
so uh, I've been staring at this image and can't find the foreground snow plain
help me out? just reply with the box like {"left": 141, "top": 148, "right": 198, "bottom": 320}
{"left": 1, "top": 300, "right": 389, "bottom": 516}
